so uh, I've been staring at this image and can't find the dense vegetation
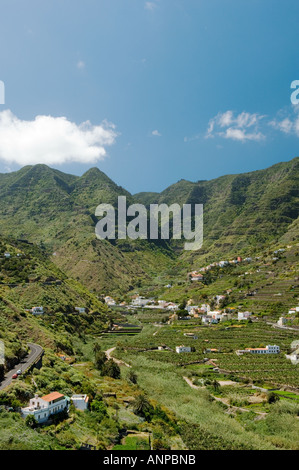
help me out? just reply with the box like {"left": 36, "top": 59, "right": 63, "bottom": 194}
{"left": 0, "top": 158, "right": 298, "bottom": 450}
{"left": 0, "top": 157, "right": 297, "bottom": 294}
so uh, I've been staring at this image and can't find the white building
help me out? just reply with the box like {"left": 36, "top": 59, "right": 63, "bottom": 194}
{"left": 176, "top": 345, "right": 192, "bottom": 354}
{"left": 31, "top": 306, "right": 44, "bottom": 315}
{"left": 238, "top": 311, "right": 252, "bottom": 321}
{"left": 75, "top": 307, "right": 86, "bottom": 314}
{"left": 200, "top": 304, "right": 210, "bottom": 313}
{"left": 21, "top": 392, "right": 68, "bottom": 423}
{"left": 219, "top": 261, "right": 229, "bottom": 267}
{"left": 71, "top": 394, "right": 89, "bottom": 411}
{"left": 189, "top": 271, "right": 204, "bottom": 281}
{"left": 166, "top": 303, "right": 179, "bottom": 311}
{"left": 207, "top": 311, "right": 222, "bottom": 322}
{"left": 186, "top": 305, "right": 199, "bottom": 313}
{"left": 288, "top": 307, "right": 299, "bottom": 314}
{"left": 131, "top": 296, "right": 150, "bottom": 307}
{"left": 201, "top": 316, "right": 210, "bottom": 324}
{"left": 237, "top": 345, "right": 280, "bottom": 355}
{"left": 104, "top": 296, "right": 116, "bottom": 306}
{"left": 285, "top": 350, "right": 299, "bottom": 365}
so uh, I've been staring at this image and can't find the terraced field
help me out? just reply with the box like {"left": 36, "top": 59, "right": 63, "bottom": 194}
{"left": 115, "top": 321, "right": 299, "bottom": 388}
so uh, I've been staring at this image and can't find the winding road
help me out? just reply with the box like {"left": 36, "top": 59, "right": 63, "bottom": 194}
{"left": 0, "top": 343, "right": 43, "bottom": 391}
{"left": 105, "top": 347, "right": 131, "bottom": 368}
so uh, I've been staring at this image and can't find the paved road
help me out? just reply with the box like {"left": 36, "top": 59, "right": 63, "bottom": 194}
{"left": 0, "top": 343, "right": 43, "bottom": 391}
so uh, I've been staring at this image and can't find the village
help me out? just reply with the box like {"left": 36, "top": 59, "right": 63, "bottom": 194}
{"left": 3, "top": 247, "right": 299, "bottom": 430}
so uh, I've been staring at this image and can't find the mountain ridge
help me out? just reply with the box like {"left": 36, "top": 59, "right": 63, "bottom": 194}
{"left": 0, "top": 157, "right": 297, "bottom": 294}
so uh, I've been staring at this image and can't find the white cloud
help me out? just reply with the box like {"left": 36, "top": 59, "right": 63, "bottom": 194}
{"left": 184, "top": 133, "right": 201, "bottom": 143}
{"left": 206, "top": 110, "right": 265, "bottom": 142}
{"left": 0, "top": 110, "right": 117, "bottom": 166}
{"left": 145, "top": 2, "right": 157, "bottom": 11}
{"left": 269, "top": 107, "right": 299, "bottom": 136}
{"left": 77, "top": 60, "right": 85, "bottom": 69}
{"left": 152, "top": 129, "right": 162, "bottom": 136}
{"left": 269, "top": 117, "right": 293, "bottom": 134}
{"left": 223, "top": 128, "right": 264, "bottom": 142}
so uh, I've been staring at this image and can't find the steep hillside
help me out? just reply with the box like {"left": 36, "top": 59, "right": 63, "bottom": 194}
{"left": 0, "top": 236, "right": 110, "bottom": 372}
{"left": 135, "top": 157, "right": 299, "bottom": 268}
{"left": 0, "top": 165, "right": 172, "bottom": 294}
{"left": 0, "top": 158, "right": 297, "bottom": 294}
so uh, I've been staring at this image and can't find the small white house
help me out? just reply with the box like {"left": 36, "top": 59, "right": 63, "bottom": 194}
{"left": 104, "top": 296, "right": 116, "bottom": 306}
{"left": 208, "top": 311, "right": 222, "bottom": 321}
{"left": 31, "top": 306, "right": 44, "bottom": 315}
{"left": 285, "top": 351, "right": 299, "bottom": 365}
{"left": 186, "top": 305, "right": 199, "bottom": 313}
{"left": 288, "top": 307, "right": 299, "bottom": 314}
{"left": 4, "top": 252, "right": 11, "bottom": 258}
{"left": 21, "top": 392, "right": 68, "bottom": 423}
{"left": 176, "top": 345, "right": 192, "bottom": 354}
{"left": 201, "top": 316, "right": 210, "bottom": 324}
{"left": 189, "top": 272, "right": 204, "bottom": 281}
{"left": 219, "top": 261, "right": 229, "bottom": 267}
{"left": 166, "top": 303, "right": 179, "bottom": 311}
{"left": 71, "top": 394, "right": 89, "bottom": 411}
{"left": 131, "top": 296, "right": 150, "bottom": 307}
{"left": 75, "top": 307, "right": 86, "bottom": 314}
{"left": 238, "top": 311, "right": 252, "bottom": 321}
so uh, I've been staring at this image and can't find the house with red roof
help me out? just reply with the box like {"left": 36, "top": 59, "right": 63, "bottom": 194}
{"left": 21, "top": 392, "right": 69, "bottom": 423}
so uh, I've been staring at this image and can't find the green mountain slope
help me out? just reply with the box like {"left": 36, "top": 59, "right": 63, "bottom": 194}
{"left": 0, "top": 235, "right": 110, "bottom": 373}
{"left": 135, "top": 157, "right": 299, "bottom": 266}
{"left": 0, "top": 158, "right": 298, "bottom": 294}
{"left": 0, "top": 165, "right": 166, "bottom": 294}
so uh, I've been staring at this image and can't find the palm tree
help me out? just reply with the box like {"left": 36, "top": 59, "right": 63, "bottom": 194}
{"left": 133, "top": 394, "right": 150, "bottom": 416}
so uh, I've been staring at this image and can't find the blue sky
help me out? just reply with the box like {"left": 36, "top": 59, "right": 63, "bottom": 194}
{"left": 0, "top": 0, "right": 298, "bottom": 193}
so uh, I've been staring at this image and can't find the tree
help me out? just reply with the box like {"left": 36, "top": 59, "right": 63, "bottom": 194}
{"left": 178, "top": 299, "right": 187, "bottom": 310}
{"left": 132, "top": 393, "right": 152, "bottom": 417}
{"left": 177, "top": 309, "right": 188, "bottom": 318}
{"left": 128, "top": 370, "right": 138, "bottom": 384}
{"left": 132, "top": 394, "right": 156, "bottom": 421}
{"left": 25, "top": 414, "right": 38, "bottom": 428}
{"left": 101, "top": 359, "right": 121, "bottom": 379}
{"left": 90, "top": 398, "right": 108, "bottom": 419}
{"left": 94, "top": 350, "right": 107, "bottom": 371}
{"left": 212, "top": 380, "right": 220, "bottom": 392}
{"left": 267, "top": 392, "right": 279, "bottom": 404}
